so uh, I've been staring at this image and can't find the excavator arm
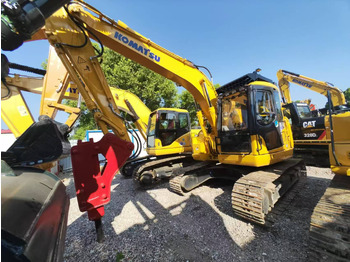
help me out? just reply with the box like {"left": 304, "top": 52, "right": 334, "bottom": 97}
{"left": 111, "top": 88, "right": 150, "bottom": 139}
{"left": 277, "top": 69, "right": 346, "bottom": 107}
{"left": 2, "top": 43, "right": 151, "bottom": 144}
{"left": 36, "top": 1, "right": 219, "bottom": 156}
{"left": 1, "top": 77, "right": 36, "bottom": 137}
{"left": 66, "top": 2, "right": 217, "bottom": 123}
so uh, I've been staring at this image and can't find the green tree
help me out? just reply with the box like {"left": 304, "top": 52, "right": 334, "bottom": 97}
{"left": 64, "top": 100, "right": 97, "bottom": 140}
{"left": 344, "top": 88, "right": 350, "bottom": 104}
{"left": 214, "top": 83, "right": 221, "bottom": 89}
{"left": 179, "top": 83, "right": 220, "bottom": 126}
{"left": 99, "top": 47, "right": 178, "bottom": 111}
{"left": 41, "top": 59, "right": 48, "bottom": 70}
{"left": 179, "top": 90, "right": 197, "bottom": 126}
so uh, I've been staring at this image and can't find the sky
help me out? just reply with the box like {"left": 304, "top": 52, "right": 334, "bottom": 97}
{"left": 2, "top": 0, "right": 350, "bottom": 129}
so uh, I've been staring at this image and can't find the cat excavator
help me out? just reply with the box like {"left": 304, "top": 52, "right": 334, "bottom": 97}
{"left": 0, "top": 0, "right": 318, "bottom": 260}
{"left": 277, "top": 70, "right": 350, "bottom": 260}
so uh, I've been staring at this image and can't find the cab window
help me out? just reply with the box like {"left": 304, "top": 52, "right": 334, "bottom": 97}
{"left": 297, "top": 105, "right": 312, "bottom": 118}
{"left": 256, "top": 90, "right": 275, "bottom": 125}
{"left": 158, "top": 112, "right": 177, "bottom": 146}
{"left": 221, "top": 91, "right": 248, "bottom": 132}
{"left": 273, "top": 90, "right": 283, "bottom": 121}
{"left": 256, "top": 91, "right": 274, "bottom": 114}
{"left": 148, "top": 113, "right": 156, "bottom": 135}
{"left": 159, "top": 112, "right": 176, "bottom": 130}
{"left": 179, "top": 113, "right": 189, "bottom": 129}
{"left": 147, "top": 113, "right": 157, "bottom": 147}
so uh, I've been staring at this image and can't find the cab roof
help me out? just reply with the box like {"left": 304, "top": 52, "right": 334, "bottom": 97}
{"left": 216, "top": 71, "right": 275, "bottom": 96}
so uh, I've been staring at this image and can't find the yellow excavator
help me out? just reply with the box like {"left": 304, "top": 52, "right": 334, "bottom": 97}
{"left": 47, "top": 2, "right": 306, "bottom": 227}
{"left": 277, "top": 69, "right": 350, "bottom": 260}
{"left": 4, "top": 0, "right": 304, "bottom": 222}
{"left": 277, "top": 69, "right": 350, "bottom": 166}
{"left": 2, "top": 47, "right": 198, "bottom": 185}
{"left": 5, "top": 0, "right": 345, "bottom": 260}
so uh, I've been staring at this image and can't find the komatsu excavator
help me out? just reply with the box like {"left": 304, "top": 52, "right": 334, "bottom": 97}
{"left": 277, "top": 69, "right": 350, "bottom": 260}
{"left": 6, "top": 0, "right": 345, "bottom": 260}
{"left": 2, "top": 46, "right": 198, "bottom": 186}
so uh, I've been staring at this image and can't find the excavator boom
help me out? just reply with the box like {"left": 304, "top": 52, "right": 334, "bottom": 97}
{"left": 277, "top": 69, "right": 346, "bottom": 107}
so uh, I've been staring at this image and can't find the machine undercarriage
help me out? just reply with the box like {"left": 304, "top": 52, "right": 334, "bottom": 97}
{"left": 168, "top": 158, "right": 306, "bottom": 225}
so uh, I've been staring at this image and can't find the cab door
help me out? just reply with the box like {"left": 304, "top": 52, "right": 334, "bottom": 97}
{"left": 158, "top": 111, "right": 177, "bottom": 146}
{"left": 253, "top": 87, "right": 283, "bottom": 151}
{"left": 147, "top": 112, "right": 157, "bottom": 148}
{"left": 217, "top": 89, "right": 251, "bottom": 153}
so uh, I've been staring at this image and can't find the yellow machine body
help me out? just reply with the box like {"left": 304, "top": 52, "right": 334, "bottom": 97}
{"left": 2, "top": 2, "right": 348, "bottom": 259}
{"left": 1, "top": 78, "right": 36, "bottom": 137}
{"left": 146, "top": 108, "right": 195, "bottom": 156}
{"left": 215, "top": 79, "right": 294, "bottom": 167}
{"left": 325, "top": 112, "right": 350, "bottom": 175}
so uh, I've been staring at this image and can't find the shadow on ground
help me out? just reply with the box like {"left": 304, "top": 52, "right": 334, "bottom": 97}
{"left": 62, "top": 168, "right": 333, "bottom": 262}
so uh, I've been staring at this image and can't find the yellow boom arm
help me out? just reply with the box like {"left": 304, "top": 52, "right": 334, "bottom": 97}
{"left": 2, "top": 51, "right": 151, "bottom": 140}
{"left": 277, "top": 69, "right": 346, "bottom": 106}
{"left": 29, "top": 0, "right": 219, "bottom": 158}
{"left": 1, "top": 79, "right": 36, "bottom": 137}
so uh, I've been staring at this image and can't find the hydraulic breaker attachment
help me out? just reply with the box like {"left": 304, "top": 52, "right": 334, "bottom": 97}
{"left": 2, "top": 115, "right": 70, "bottom": 167}
{"left": 71, "top": 133, "right": 134, "bottom": 242}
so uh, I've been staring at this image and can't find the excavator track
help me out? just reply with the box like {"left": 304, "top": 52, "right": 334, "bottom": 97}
{"left": 168, "top": 162, "right": 216, "bottom": 195}
{"left": 169, "top": 174, "right": 186, "bottom": 195}
{"left": 132, "top": 155, "right": 193, "bottom": 186}
{"left": 232, "top": 182, "right": 266, "bottom": 224}
{"left": 232, "top": 175, "right": 307, "bottom": 226}
{"left": 308, "top": 174, "right": 350, "bottom": 261}
{"left": 265, "top": 177, "right": 306, "bottom": 225}
{"left": 232, "top": 159, "right": 306, "bottom": 225}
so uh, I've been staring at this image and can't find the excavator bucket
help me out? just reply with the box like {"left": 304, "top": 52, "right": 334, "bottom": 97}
{"left": 2, "top": 115, "right": 70, "bottom": 167}
{"left": 1, "top": 161, "right": 70, "bottom": 261}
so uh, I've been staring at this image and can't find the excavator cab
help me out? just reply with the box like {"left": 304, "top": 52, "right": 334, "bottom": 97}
{"left": 146, "top": 108, "right": 193, "bottom": 156}
{"left": 282, "top": 102, "right": 326, "bottom": 141}
{"left": 216, "top": 72, "right": 293, "bottom": 167}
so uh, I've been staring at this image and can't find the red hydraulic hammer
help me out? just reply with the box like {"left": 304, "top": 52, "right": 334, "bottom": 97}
{"left": 71, "top": 133, "right": 134, "bottom": 242}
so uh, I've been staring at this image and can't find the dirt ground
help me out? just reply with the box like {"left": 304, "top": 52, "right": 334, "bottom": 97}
{"left": 62, "top": 166, "right": 334, "bottom": 262}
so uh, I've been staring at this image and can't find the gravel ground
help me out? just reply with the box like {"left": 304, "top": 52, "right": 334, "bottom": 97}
{"left": 61, "top": 166, "right": 334, "bottom": 262}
